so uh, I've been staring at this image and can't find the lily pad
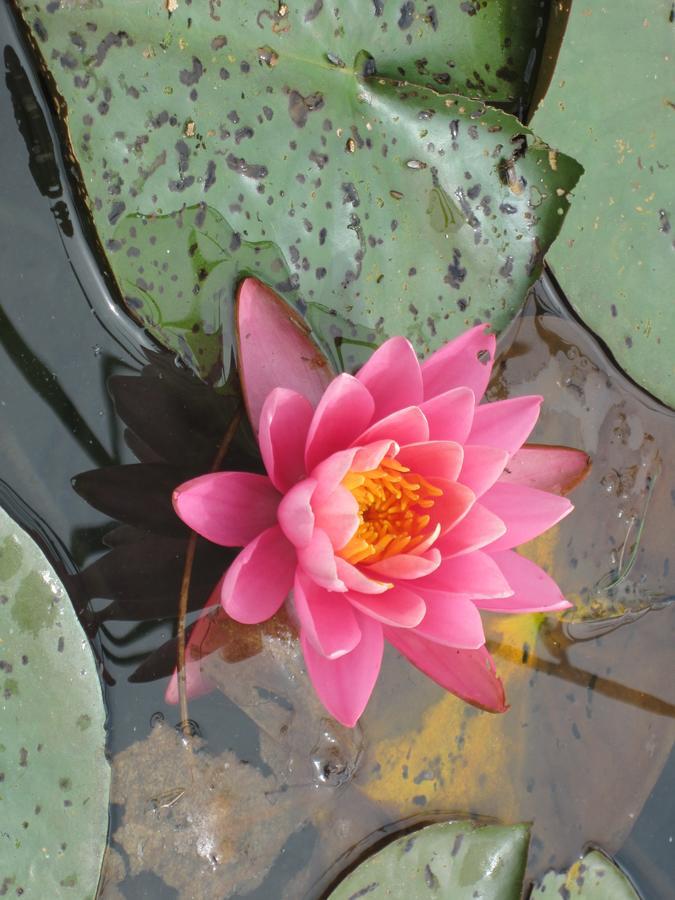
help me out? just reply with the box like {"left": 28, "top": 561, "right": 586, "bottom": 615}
{"left": 529, "top": 0, "right": 675, "bottom": 407}
{"left": 532, "top": 849, "right": 640, "bottom": 899}
{"left": 0, "top": 506, "right": 109, "bottom": 898}
{"left": 328, "top": 820, "right": 529, "bottom": 899}
{"left": 15, "top": 1, "right": 581, "bottom": 386}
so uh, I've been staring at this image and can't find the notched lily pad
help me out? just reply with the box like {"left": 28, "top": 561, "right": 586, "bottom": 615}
{"left": 0, "top": 506, "right": 109, "bottom": 898}
{"left": 16, "top": 1, "right": 582, "bottom": 387}
{"left": 328, "top": 820, "right": 530, "bottom": 899}
{"left": 531, "top": 849, "right": 640, "bottom": 899}
{"left": 529, "top": 0, "right": 675, "bottom": 407}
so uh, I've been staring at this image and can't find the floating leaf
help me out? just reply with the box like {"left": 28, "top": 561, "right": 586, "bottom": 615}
{"left": 16, "top": 2, "right": 581, "bottom": 386}
{"left": 0, "top": 506, "right": 109, "bottom": 898}
{"left": 532, "top": 849, "right": 640, "bottom": 899}
{"left": 529, "top": 0, "right": 675, "bottom": 407}
{"left": 328, "top": 820, "right": 529, "bottom": 900}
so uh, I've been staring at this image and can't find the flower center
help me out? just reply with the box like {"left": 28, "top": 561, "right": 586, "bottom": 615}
{"left": 339, "top": 457, "right": 443, "bottom": 566}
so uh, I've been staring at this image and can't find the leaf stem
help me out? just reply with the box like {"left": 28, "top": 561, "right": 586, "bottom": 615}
{"left": 177, "top": 405, "right": 242, "bottom": 737}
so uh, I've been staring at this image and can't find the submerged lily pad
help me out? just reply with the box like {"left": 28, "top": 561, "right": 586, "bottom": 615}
{"left": 0, "top": 507, "right": 109, "bottom": 898}
{"left": 529, "top": 0, "right": 675, "bottom": 407}
{"left": 532, "top": 849, "right": 640, "bottom": 899}
{"left": 16, "top": 1, "right": 581, "bottom": 385}
{"left": 328, "top": 820, "right": 529, "bottom": 899}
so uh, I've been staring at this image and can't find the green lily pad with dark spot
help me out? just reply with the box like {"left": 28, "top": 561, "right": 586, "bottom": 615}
{"left": 529, "top": 0, "right": 675, "bottom": 408}
{"left": 531, "top": 849, "right": 641, "bottom": 899}
{"left": 328, "top": 820, "right": 529, "bottom": 899}
{"left": 15, "top": 1, "right": 581, "bottom": 385}
{"left": 0, "top": 507, "right": 109, "bottom": 898}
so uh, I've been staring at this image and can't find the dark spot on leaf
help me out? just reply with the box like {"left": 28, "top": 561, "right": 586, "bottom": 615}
{"left": 347, "top": 884, "right": 378, "bottom": 898}
{"left": 499, "top": 255, "right": 513, "bottom": 280}
{"left": 204, "top": 160, "right": 216, "bottom": 191}
{"left": 34, "top": 18, "right": 48, "bottom": 41}
{"left": 625, "top": 336, "right": 633, "bottom": 348}
{"left": 179, "top": 56, "right": 204, "bottom": 86}
{"left": 92, "top": 31, "right": 131, "bottom": 68}
{"left": 211, "top": 35, "right": 227, "bottom": 50}
{"left": 309, "top": 150, "right": 329, "bottom": 169}
{"left": 424, "top": 864, "right": 440, "bottom": 889}
{"left": 108, "top": 201, "right": 125, "bottom": 225}
{"left": 226, "top": 153, "right": 268, "bottom": 179}
{"left": 496, "top": 65, "right": 517, "bottom": 82}
{"left": 287, "top": 90, "right": 324, "bottom": 128}
{"left": 460, "top": 0, "right": 479, "bottom": 15}
{"left": 398, "top": 1, "right": 415, "bottom": 29}
{"left": 304, "top": 0, "right": 324, "bottom": 22}
{"left": 342, "top": 182, "right": 360, "bottom": 207}
{"left": 445, "top": 248, "right": 466, "bottom": 288}
{"left": 235, "top": 126, "right": 254, "bottom": 144}
{"left": 451, "top": 832, "right": 464, "bottom": 855}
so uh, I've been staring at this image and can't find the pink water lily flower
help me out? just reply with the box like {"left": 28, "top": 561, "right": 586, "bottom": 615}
{"left": 168, "top": 279, "right": 589, "bottom": 727}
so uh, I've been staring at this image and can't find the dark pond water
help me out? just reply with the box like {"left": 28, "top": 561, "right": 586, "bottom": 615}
{"left": 1, "top": 2, "right": 674, "bottom": 898}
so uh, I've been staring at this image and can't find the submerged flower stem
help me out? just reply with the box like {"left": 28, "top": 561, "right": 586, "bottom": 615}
{"left": 177, "top": 406, "right": 241, "bottom": 737}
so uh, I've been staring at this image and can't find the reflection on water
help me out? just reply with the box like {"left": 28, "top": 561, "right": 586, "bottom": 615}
{"left": 1, "top": 3, "right": 674, "bottom": 899}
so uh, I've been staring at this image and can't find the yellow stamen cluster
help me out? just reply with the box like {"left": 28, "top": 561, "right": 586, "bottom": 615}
{"left": 340, "top": 457, "right": 442, "bottom": 566}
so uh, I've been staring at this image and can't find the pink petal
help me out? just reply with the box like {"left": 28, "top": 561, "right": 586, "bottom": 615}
{"left": 173, "top": 472, "right": 280, "bottom": 547}
{"left": 469, "top": 395, "right": 542, "bottom": 456}
{"left": 346, "top": 584, "right": 426, "bottom": 627}
{"left": 354, "top": 406, "right": 429, "bottom": 447}
{"left": 396, "top": 441, "right": 464, "bottom": 482}
{"left": 312, "top": 484, "right": 359, "bottom": 550}
{"left": 302, "top": 613, "right": 384, "bottom": 726}
{"left": 459, "top": 445, "right": 509, "bottom": 497}
{"left": 277, "top": 478, "right": 317, "bottom": 548}
{"left": 335, "top": 557, "right": 392, "bottom": 594}
{"left": 479, "top": 482, "right": 573, "bottom": 551}
{"left": 236, "top": 278, "right": 334, "bottom": 433}
{"left": 412, "top": 592, "right": 486, "bottom": 649}
{"left": 259, "top": 388, "right": 313, "bottom": 492}
{"left": 364, "top": 548, "right": 441, "bottom": 580}
{"left": 409, "top": 522, "right": 442, "bottom": 556}
{"left": 501, "top": 445, "right": 591, "bottom": 495}
{"left": 385, "top": 629, "right": 507, "bottom": 712}
{"left": 421, "top": 324, "right": 496, "bottom": 401}
{"left": 165, "top": 583, "right": 221, "bottom": 705}
{"left": 416, "top": 550, "right": 513, "bottom": 599}
{"left": 305, "top": 374, "right": 375, "bottom": 473}
{"left": 297, "top": 527, "right": 346, "bottom": 591}
{"left": 356, "top": 336, "right": 423, "bottom": 419}
{"left": 352, "top": 439, "right": 399, "bottom": 472}
{"left": 426, "top": 478, "right": 475, "bottom": 536}
{"left": 221, "top": 525, "right": 296, "bottom": 623}
{"left": 477, "top": 550, "right": 572, "bottom": 613}
{"left": 294, "top": 570, "right": 362, "bottom": 659}
{"left": 420, "top": 387, "right": 475, "bottom": 443}
{"left": 310, "top": 448, "right": 358, "bottom": 502}
{"left": 435, "top": 503, "right": 506, "bottom": 558}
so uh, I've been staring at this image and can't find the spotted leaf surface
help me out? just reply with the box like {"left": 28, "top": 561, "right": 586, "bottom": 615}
{"left": 530, "top": 0, "right": 675, "bottom": 408}
{"left": 328, "top": 820, "right": 529, "bottom": 899}
{"left": 16, "top": 1, "right": 581, "bottom": 385}
{"left": 0, "top": 507, "right": 109, "bottom": 898}
{"left": 532, "top": 849, "right": 640, "bottom": 899}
